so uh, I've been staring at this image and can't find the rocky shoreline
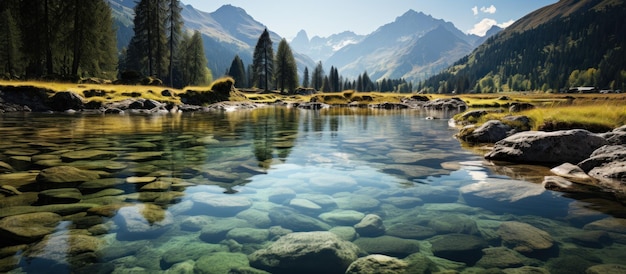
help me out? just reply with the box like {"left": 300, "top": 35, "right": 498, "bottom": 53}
{"left": 454, "top": 112, "right": 626, "bottom": 202}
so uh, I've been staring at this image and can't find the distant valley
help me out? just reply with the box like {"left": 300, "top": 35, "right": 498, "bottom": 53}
{"left": 106, "top": 1, "right": 498, "bottom": 83}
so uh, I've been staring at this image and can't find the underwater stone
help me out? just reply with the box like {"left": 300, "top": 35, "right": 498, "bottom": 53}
{"left": 226, "top": 227, "right": 269, "bottom": 243}
{"left": 475, "top": 247, "right": 524, "bottom": 269}
{"left": 498, "top": 221, "right": 554, "bottom": 254}
{"left": 38, "top": 188, "right": 83, "bottom": 204}
{"left": 236, "top": 208, "right": 272, "bottom": 228}
{"left": 27, "top": 234, "right": 102, "bottom": 263}
{"left": 353, "top": 236, "right": 420, "bottom": 258}
{"left": 116, "top": 204, "right": 173, "bottom": 237}
{"left": 354, "top": 214, "right": 385, "bottom": 237}
{"left": 0, "top": 212, "right": 61, "bottom": 243}
{"left": 249, "top": 231, "right": 360, "bottom": 274}
{"left": 268, "top": 207, "right": 331, "bottom": 232}
{"left": 190, "top": 192, "right": 252, "bottom": 216}
{"left": 345, "top": 254, "right": 409, "bottom": 274}
{"left": 195, "top": 252, "right": 249, "bottom": 274}
{"left": 429, "top": 233, "right": 488, "bottom": 265}
{"left": 329, "top": 226, "right": 358, "bottom": 241}
{"left": 386, "top": 223, "right": 437, "bottom": 240}
{"left": 36, "top": 166, "right": 102, "bottom": 184}
{"left": 586, "top": 264, "right": 626, "bottom": 274}
{"left": 319, "top": 209, "right": 365, "bottom": 226}
{"left": 60, "top": 149, "right": 117, "bottom": 161}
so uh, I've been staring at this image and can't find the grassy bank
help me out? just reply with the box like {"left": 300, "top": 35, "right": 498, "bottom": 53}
{"left": 452, "top": 93, "right": 626, "bottom": 132}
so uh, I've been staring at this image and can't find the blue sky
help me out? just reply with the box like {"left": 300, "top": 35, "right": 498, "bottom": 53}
{"left": 182, "top": 0, "right": 558, "bottom": 39}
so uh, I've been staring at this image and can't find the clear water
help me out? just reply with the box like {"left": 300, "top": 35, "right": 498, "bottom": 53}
{"left": 1, "top": 107, "right": 625, "bottom": 273}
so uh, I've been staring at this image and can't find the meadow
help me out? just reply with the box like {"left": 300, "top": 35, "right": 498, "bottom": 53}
{"left": 1, "top": 79, "right": 625, "bottom": 131}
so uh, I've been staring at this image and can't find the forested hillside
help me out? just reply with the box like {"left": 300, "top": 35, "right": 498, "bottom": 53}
{"left": 0, "top": 0, "right": 118, "bottom": 80}
{"left": 421, "top": 0, "right": 626, "bottom": 93}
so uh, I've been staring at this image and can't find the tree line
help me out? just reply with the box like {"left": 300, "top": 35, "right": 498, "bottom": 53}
{"left": 119, "top": 0, "right": 211, "bottom": 88}
{"left": 0, "top": 0, "right": 117, "bottom": 80}
{"left": 227, "top": 29, "right": 414, "bottom": 94}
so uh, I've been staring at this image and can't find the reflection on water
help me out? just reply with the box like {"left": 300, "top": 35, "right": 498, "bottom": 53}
{"left": 0, "top": 107, "right": 625, "bottom": 273}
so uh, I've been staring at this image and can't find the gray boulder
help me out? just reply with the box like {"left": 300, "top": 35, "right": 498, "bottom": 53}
{"left": 485, "top": 129, "right": 608, "bottom": 164}
{"left": 550, "top": 163, "right": 597, "bottom": 186}
{"left": 249, "top": 231, "right": 360, "bottom": 274}
{"left": 578, "top": 145, "right": 626, "bottom": 172}
{"left": 423, "top": 97, "right": 467, "bottom": 110}
{"left": 460, "top": 120, "right": 513, "bottom": 143}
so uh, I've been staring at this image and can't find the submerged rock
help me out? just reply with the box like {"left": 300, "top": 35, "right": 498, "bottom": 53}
{"left": 353, "top": 236, "right": 420, "bottom": 258}
{"left": 249, "top": 231, "right": 360, "bottom": 274}
{"left": 345, "top": 254, "right": 408, "bottom": 274}
{"left": 268, "top": 207, "right": 331, "bottom": 232}
{"left": 115, "top": 204, "right": 173, "bottom": 237}
{"left": 428, "top": 233, "right": 487, "bottom": 265}
{"left": 36, "top": 166, "right": 102, "bottom": 185}
{"left": 195, "top": 252, "right": 250, "bottom": 274}
{"left": 498, "top": 221, "right": 555, "bottom": 255}
{"left": 0, "top": 212, "right": 61, "bottom": 244}
{"left": 354, "top": 214, "right": 385, "bottom": 237}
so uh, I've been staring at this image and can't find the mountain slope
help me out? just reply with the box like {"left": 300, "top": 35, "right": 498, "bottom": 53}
{"left": 422, "top": 0, "right": 626, "bottom": 93}
{"left": 107, "top": 2, "right": 315, "bottom": 81}
{"left": 325, "top": 10, "right": 484, "bottom": 82}
{"left": 291, "top": 30, "right": 364, "bottom": 63}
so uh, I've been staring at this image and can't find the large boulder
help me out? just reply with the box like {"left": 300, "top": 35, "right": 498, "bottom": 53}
{"left": 47, "top": 91, "right": 85, "bottom": 111}
{"left": 459, "top": 120, "right": 513, "bottom": 143}
{"left": 578, "top": 145, "right": 626, "bottom": 172}
{"left": 485, "top": 129, "right": 608, "bottom": 164}
{"left": 248, "top": 231, "right": 360, "bottom": 274}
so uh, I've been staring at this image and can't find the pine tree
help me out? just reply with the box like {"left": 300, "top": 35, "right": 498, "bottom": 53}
{"left": 252, "top": 28, "right": 274, "bottom": 91}
{"left": 302, "top": 67, "right": 310, "bottom": 88}
{"left": 127, "top": 0, "right": 168, "bottom": 79}
{"left": 178, "top": 30, "right": 210, "bottom": 86}
{"left": 228, "top": 55, "right": 246, "bottom": 88}
{"left": 312, "top": 61, "right": 324, "bottom": 91}
{"left": 166, "top": 0, "right": 182, "bottom": 86}
{"left": 274, "top": 38, "right": 298, "bottom": 93}
{"left": 0, "top": 0, "right": 21, "bottom": 78}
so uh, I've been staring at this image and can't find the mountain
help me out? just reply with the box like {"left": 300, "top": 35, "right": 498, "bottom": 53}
{"left": 107, "top": 2, "right": 315, "bottom": 81}
{"left": 291, "top": 30, "right": 365, "bottom": 63}
{"left": 421, "top": 0, "right": 626, "bottom": 93}
{"left": 325, "top": 10, "right": 489, "bottom": 82}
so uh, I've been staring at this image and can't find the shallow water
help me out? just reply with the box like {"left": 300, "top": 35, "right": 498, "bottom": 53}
{"left": 1, "top": 107, "right": 625, "bottom": 273}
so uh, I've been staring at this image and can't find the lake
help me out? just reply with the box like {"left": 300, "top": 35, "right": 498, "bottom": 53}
{"left": 1, "top": 107, "right": 625, "bottom": 273}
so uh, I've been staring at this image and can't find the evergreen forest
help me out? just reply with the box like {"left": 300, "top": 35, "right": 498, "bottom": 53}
{"left": 420, "top": 2, "right": 626, "bottom": 93}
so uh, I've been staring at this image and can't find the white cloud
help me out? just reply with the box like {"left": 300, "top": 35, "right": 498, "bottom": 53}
{"left": 469, "top": 18, "right": 497, "bottom": 36}
{"left": 472, "top": 6, "right": 478, "bottom": 15}
{"left": 468, "top": 18, "right": 516, "bottom": 36}
{"left": 480, "top": 5, "right": 497, "bottom": 14}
